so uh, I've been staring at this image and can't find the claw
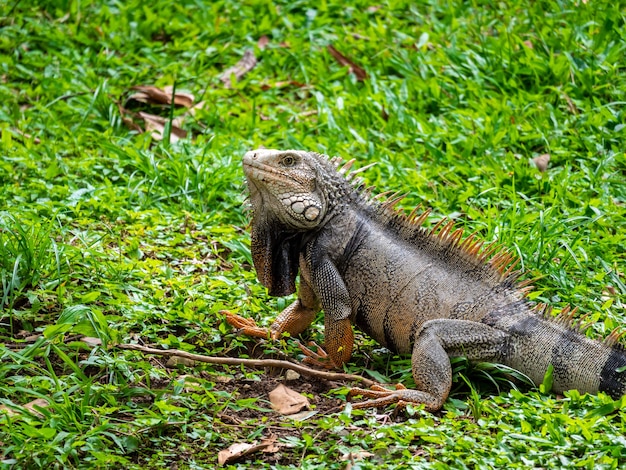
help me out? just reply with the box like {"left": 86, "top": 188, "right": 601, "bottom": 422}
{"left": 222, "top": 310, "right": 273, "bottom": 339}
{"left": 298, "top": 341, "right": 336, "bottom": 369}
{"left": 348, "top": 383, "right": 437, "bottom": 411}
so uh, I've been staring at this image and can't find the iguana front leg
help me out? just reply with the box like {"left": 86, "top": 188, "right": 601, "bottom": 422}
{"left": 226, "top": 279, "right": 321, "bottom": 339}
{"left": 310, "top": 259, "right": 354, "bottom": 368}
{"left": 350, "top": 319, "right": 509, "bottom": 411}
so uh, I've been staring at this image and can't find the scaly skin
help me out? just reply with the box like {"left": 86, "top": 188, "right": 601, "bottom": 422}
{"left": 229, "top": 148, "right": 626, "bottom": 410}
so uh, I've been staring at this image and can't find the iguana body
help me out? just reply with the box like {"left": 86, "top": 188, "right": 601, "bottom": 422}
{"left": 229, "top": 148, "right": 626, "bottom": 410}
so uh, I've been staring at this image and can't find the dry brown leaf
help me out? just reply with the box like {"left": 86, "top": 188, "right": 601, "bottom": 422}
{"left": 269, "top": 384, "right": 309, "bottom": 415}
{"left": 80, "top": 336, "right": 102, "bottom": 347}
{"left": 327, "top": 45, "right": 367, "bottom": 81}
{"left": 129, "top": 85, "right": 194, "bottom": 108}
{"left": 188, "top": 100, "right": 208, "bottom": 117}
{"left": 533, "top": 153, "right": 550, "bottom": 172}
{"left": 138, "top": 111, "right": 187, "bottom": 143}
{"left": 0, "top": 398, "right": 49, "bottom": 418}
{"left": 257, "top": 35, "right": 270, "bottom": 49}
{"left": 163, "top": 86, "right": 195, "bottom": 107}
{"left": 218, "top": 436, "right": 278, "bottom": 466}
{"left": 218, "top": 443, "right": 255, "bottom": 466}
{"left": 220, "top": 49, "right": 258, "bottom": 88}
{"left": 285, "top": 410, "right": 318, "bottom": 421}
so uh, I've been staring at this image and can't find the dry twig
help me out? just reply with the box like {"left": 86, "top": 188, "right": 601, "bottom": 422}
{"left": 116, "top": 343, "right": 377, "bottom": 387}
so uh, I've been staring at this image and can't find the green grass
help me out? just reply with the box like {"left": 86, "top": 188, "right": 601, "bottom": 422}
{"left": 1, "top": 0, "right": 625, "bottom": 468}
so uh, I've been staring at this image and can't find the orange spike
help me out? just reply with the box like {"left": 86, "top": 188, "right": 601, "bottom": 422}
{"left": 349, "top": 161, "right": 377, "bottom": 177}
{"left": 408, "top": 204, "right": 423, "bottom": 221}
{"left": 330, "top": 156, "right": 342, "bottom": 168}
{"left": 575, "top": 313, "right": 593, "bottom": 332}
{"left": 503, "top": 258, "right": 521, "bottom": 277}
{"left": 490, "top": 251, "right": 511, "bottom": 271}
{"left": 479, "top": 243, "right": 499, "bottom": 262}
{"left": 449, "top": 228, "right": 464, "bottom": 246}
{"left": 519, "top": 286, "right": 535, "bottom": 296}
{"left": 373, "top": 190, "right": 393, "bottom": 200}
{"left": 383, "top": 193, "right": 408, "bottom": 210}
{"left": 468, "top": 240, "right": 484, "bottom": 256}
{"left": 413, "top": 208, "right": 431, "bottom": 226}
{"left": 458, "top": 233, "right": 476, "bottom": 250}
{"left": 506, "top": 269, "right": 524, "bottom": 282}
{"left": 429, "top": 218, "right": 447, "bottom": 235}
{"left": 438, "top": 220, "right": 455, "bottom": 240}
{"left": 604, "top": 328, "right": 624, "bottom": 346}
{"left": 517, "top": 277, "right": 536, "bottom": 288}
{"left": 338, "top": 158, "right": 356, "bottom": 174}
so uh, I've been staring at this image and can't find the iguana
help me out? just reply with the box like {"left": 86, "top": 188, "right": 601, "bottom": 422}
{"left": 226, "top": 148, "right": 626, "bottom": 411}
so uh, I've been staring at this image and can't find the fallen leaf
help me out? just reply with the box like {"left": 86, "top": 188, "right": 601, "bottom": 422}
{"left": 285, "top": 409, "right": 318, "bottom": 421}
{"left": 257, "top": 35, "right": 270, "bottom": 49}
{"left": 128, "top": 85, "right": 194, "bottom": 108}
{"left": 138, "top": 111, "right": 187, "bottom": 143}
{"left": 327, "top": 45, "right": 367, "bottom": 81}
{"left": 260, "top": 435, "right": 281, "bottom": 453}
{"left": 533, "top": 153, "right": 550, "bottom": 172}
{"left": 0, "top": 398, "right": 49, "bottom": 418}
{"left": 163, "top": 86, "right": 195, "bottom": 107}
{"left": 220, "top": 49, "right": 258, "bottom": 88}
{"left": 80, "top": 336, "right": 102, "bottom": 347}
{"left": 523, "top": 40, "right": 534, "bottom": 49}
{"left": 218, "top": 436, "right": 278, "bottom": 466}
{"left": 269, "top": 384, "right": 309, "bottom": 415}
{"left": 214, "top": 375, "right": 233, "bottom": 383}
{"left": 218, "top": 443, "right": 255, "bottom": 466}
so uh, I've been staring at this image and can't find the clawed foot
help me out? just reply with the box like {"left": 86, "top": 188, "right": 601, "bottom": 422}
{"left": 348, "top": 383, "right": 413, "bottom": 410}
{"left": 222, "top": 310, "right": 274, "bottom": 339}
{"left": 297, "top": 341, "right": 336, "bottom": 369}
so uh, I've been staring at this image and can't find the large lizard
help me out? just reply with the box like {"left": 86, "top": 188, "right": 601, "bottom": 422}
{"left": 226, "top": 148, "right": 626, "bottom": 411}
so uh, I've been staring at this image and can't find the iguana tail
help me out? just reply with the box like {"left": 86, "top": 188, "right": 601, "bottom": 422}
{"left": 495, "top": 305, "right": 626, "bottom": 398}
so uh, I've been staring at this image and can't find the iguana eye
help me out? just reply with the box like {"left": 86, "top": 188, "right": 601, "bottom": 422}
{"left": 281, "top": 155, "right": 296, "bottom": 167}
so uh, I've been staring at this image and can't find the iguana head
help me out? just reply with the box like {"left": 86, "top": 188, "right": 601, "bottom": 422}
{"left": 243, "top": 149, "right": 328, "bottom": 230}
{"left": 243, "top": 149, "right": 338, "bottom": 296}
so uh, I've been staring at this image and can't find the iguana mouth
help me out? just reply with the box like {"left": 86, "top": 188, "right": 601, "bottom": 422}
{"left": 243, "top": 158, "right": 287, "bottom": 184}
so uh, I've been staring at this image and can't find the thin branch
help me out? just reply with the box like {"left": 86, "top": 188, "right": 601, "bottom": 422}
{"left": 116, "top": 343, "right": 377, "bottom": 387}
